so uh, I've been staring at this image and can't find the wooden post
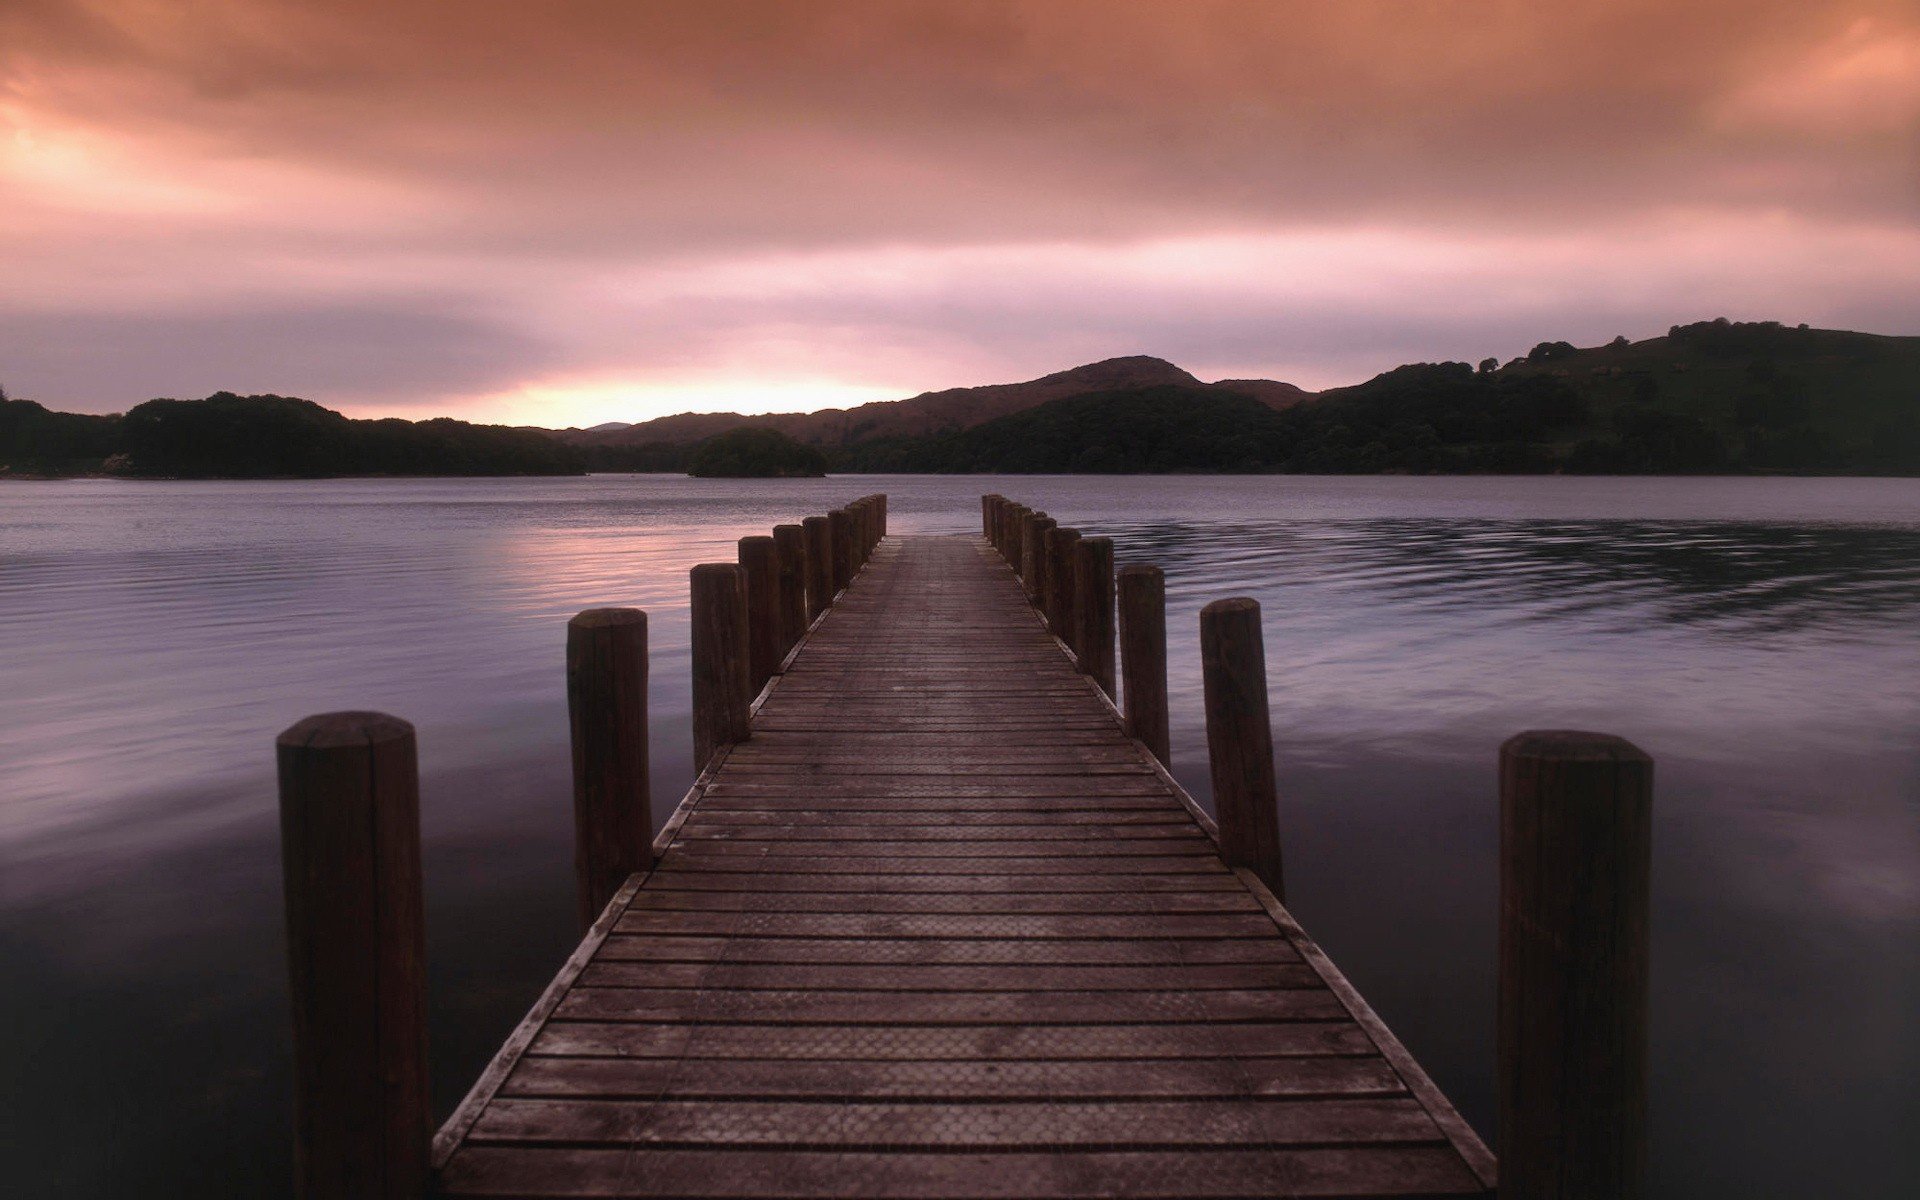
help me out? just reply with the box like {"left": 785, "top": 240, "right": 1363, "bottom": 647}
{"left": 1200, "top": 598, "right": 1284, "bottom": 899}
{"left": 690, "top": 563, "right": 750, "bottom": 769}
{"left": 1023, "top": 514, "right": 1054, "bottom": 606}
{"left": 1045, "top": 526, "right": 1081, "bottom": 645}
{"left": 1118, "top": 564, "right": 1171, "bottom": 767}
{"left": 875, "top": 493, "right": 887, "bottom": 540}
{"left": 1499, "top": 731, "right": 1652, "bottom": 1200}
{"left": 772, "top": 523, "right": 808, "bottom": 659}
{"left": 1007, "top": 504, "right": 1027, "bottom": 574}
{"left": 738, "top": 535, "right": 780, "bottom": 695}
{"left": 566, "top": 608, "right": 652, "bottom": 932}
{"left": 829, "top": 509, "right": 855, "bottom": 592}
{"left": 1075, "top": 536, "right": 1116, "bottom": 695}
{"left": 803, "top": 515, "right": 832, "bottom": 620}
{"left": 980, "top": 494, "right": 993, "bottom": 539}
{"left": 277, "top": 711, "right": 429, "bottom": 1200}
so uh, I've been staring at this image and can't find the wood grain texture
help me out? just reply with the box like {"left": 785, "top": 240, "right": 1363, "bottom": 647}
{"left": 566, "top": 608, "right": 653, "bottom": 931}
{"left": 1499, "top": 731, "right": 1651, "bottom": 1200}
{"left": 278, "top": 711, "right": 430, "bottom": 1200}
{"left": 1119, "top": 564, "right": 1172, "bottom": 767}
{"left": 437, "top": 536, "right": 1493, "bottom": 1198}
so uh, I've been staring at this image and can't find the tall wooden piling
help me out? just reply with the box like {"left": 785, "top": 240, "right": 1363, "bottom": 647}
{"left": 690, "top": 563, "right": 750, "bottom": 769}
{"left": 1200, "top": 597, "right": 1284, "bottom": 899}
{"left": 1007, "top": 504, "right": 1028, "bottom": 576}
{"left": 1118, "top": 564, "right": 1171, "bottom": 767}
{"left": 830, "top": 509, "right": 855, "bottom": 592}
{"left": 1075, "top": 536, "right": 1116, "bottom": 695}
{"left": 1024, "top": 514, "right": 1055, "bottom": 606}
{"left": 772, "top": 524, "right": 808, "bottom": 658}
{"left": 738, "top": 535, "right": 781, "bottom": 695}
{"left": 803, "top": 516, "right": 832, "bottom": 620}
{"left": 277, "top": 711, "right": 429, "bottom": 1200}
{"left": 875, "top": 494, "right": 887, "bottom": 540}
{"left": 565, "top": 608, "right": 652, "bottom": 932}
{"left": 1499, "top": 731, "right": 1652, "bottom": 1200}
{"left": 1044, "top": 526, "right": 1081, "bottom": 646}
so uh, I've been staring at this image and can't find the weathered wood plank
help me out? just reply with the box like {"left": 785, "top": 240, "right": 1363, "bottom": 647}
{"left": 434, "top": 533, "right": 1494, "bottom": 1199}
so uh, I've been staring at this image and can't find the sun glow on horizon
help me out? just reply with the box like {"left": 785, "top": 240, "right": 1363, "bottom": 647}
{"left": 431, "top": 375, "right": 906, "bottom": 429}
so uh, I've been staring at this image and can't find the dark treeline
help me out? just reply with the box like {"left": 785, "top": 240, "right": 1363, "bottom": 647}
{"left": 6, "top": 320, "right": 1915, "bottom": 478}
{"left": 2, "top": 391, "right": 581, "bottom": 478}
{"left": 837, "top": 320, "right": 1920, "bottom": 475}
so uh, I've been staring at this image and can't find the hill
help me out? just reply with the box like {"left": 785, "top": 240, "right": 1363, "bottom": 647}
{"left": 557, "top": 356, "right": 1312, "bottom": 450}
{"left": 1, "top": 392, "right": 583, "bottom": 478}
{"left": 830, "top": 320, "right": 1920, "bottom": 475}
{"left": 687, "top": 427, "right": 828, "bottom": 477}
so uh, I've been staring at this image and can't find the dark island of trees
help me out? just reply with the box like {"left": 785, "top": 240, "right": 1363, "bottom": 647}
{"left": 686, "top": 427, "right": 828, "bottom": 477}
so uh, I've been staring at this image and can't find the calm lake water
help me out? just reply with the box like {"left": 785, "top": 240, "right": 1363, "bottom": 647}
{"left": 2, "top": 474, "right": 1916, "bottom": 1197}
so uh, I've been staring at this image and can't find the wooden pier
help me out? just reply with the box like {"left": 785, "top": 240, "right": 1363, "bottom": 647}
{"left": 278, "top": 493, "right": 1653, "bottom": 1200}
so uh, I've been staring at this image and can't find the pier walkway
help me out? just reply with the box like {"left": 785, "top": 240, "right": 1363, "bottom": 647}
{"left": 429, "top": 534, "right": 1496, "bottom": 1198}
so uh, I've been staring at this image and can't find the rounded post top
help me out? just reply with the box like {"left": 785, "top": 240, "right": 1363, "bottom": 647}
{"left": 1201, "top": 596, "right": 1260, "bottom": 619}
{"left": 569, "top": 606, "right": 646, "bottom": 631}
{"left": 1081, "top": 535, "right": 1113, "bottom": 551}
{"left": 1118, "top": 563, "right": 1163, "bottom": 580}
{"left": 1502, "top": 730, "right": 1651, "bottom": 764}
{"left": 277, "top": 710, "right": 414, "bottom": 750}
{"left": 691, "top": 561, "right": 744, "bottom": 581}
{"left": 773, "top": 523, "right": 803, "bottom": 536}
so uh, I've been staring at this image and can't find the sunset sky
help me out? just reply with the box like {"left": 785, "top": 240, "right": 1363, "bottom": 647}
{"left": 3, "top": 0, "right": 1917, "bottom": 426}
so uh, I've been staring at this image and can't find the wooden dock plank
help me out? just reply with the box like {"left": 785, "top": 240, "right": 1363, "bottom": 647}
{"left": 435, "top": 534, "right": 1494, "bottom": 1198}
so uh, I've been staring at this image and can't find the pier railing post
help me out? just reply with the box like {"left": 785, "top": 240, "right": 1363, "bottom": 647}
{"left": 803, "top": 516, "right": 832, "bottom": 621}
{"left": 829, "top": 508, "right": 855, "bottom": 593}
{"left": 691, "top": 563, "right": 751, "bottom": 769}
{"left": 276, "top": 711, "right": 429, "bottom": 1200}
{"left": 1200, "top": 598, "right": 1284, "bottom": 899}
{"left": 738, "top": 535, "right": 780, "bottom": 694}
{"left": 1118, "top": 564, "right": 1171, "bottom": 766}
{"left": 1044, "top": 526, "right": 1081, "bottom": 646}
{"left": 875, "top": 494, "right": 887, "bottom": 540}
{"left": 980, "top": 494, "right": 994, "bottom": 540}
{"left": 1499, "top": 731, "right": 1652, "bottom": 1200}
{"left": 566, "top": 609, "right": 653, "bottom": 931}
{"left": 1007, "top": 504, "right": 1028, "bottom": 574}
{"left": 1075, "top": 536, "right": 1116, "bottom": 695}
{"left": 1024, "top": 514, "right": 1055, "bottom": 607}
{"left": 773, "top": 523, "right": 807, "bottom": 659}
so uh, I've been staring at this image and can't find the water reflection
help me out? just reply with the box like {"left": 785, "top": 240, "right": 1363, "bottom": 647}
{"left": 2, "top": 475, "right": 1917, "bottom": 1198}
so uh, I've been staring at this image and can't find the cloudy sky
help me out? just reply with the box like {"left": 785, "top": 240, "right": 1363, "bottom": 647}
{"left": 3, "top": 1, "right": 1917, "bottom": 425}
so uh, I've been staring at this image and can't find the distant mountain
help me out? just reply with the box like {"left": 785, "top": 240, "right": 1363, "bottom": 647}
{"left": 555, "top": 356, "right": 1312, "bottom": 450}
{"left": 584, "top": 420, "right": 633, "bottom": 432}
{"left": 833, "top": 320, "right": 1920, "bottom": 475}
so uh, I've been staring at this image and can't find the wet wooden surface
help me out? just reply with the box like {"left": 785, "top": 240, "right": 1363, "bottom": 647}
{"left": 435, "top": 536, "right": 1495, "bottom": 1198}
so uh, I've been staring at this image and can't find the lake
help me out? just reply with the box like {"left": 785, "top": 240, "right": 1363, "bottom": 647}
{"left": 2, "top": 474, "right": 1916, "bottom": 1197}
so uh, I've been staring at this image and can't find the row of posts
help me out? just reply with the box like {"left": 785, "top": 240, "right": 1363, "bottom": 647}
{"left": 980, "top": 493, "right": 1654, "bottom": 1200}
{"left": 273, "top": 493, "right": 885, "bottom": 1200}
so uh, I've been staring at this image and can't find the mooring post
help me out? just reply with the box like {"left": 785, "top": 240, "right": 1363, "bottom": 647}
{"left": 277, "top": 711, "right": 430, "bottom": 1200}
{"left": 1499, "top": 731, "right": 1652, "bottom": 1200}
{"left": 875, "top": 493, "right": 887, "bottom": 540}
{"left": 566, "top": 608, "right": 652, "bottom": 931}
{"left": 802, "top": 515, "right": 832, "bottom": 620}
{"left": 690, "top": 562, "right": 751, "bottom": 769}
{"left": 1200, "top": 598, "right": 1284, "bottom": 899}
{"left": 1118, "top": 564, "right": 1171, "bottom": 767}
{"left": 1045, "top": 526, "right": 1081, "bottom": 647}
{"left": 1007, "top": 504, "right": 1028, "bottom": 574}
{"left": 1075, "top": 536, "right": 1116, "bottom": 695}
{"left": 1023, "top": 513, "right": 1054, "bottom": 606}
{"left": 738, "top": 535, "right": 781, "bottom": 694}
{"left": 829, "top": 508, "right": 855, "bottom": 592}
{"left": 772, "top": 523, "right": 808, "bottom": 659}
{"left": 980, "top": 494, "right": 993, "bottom": 539}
